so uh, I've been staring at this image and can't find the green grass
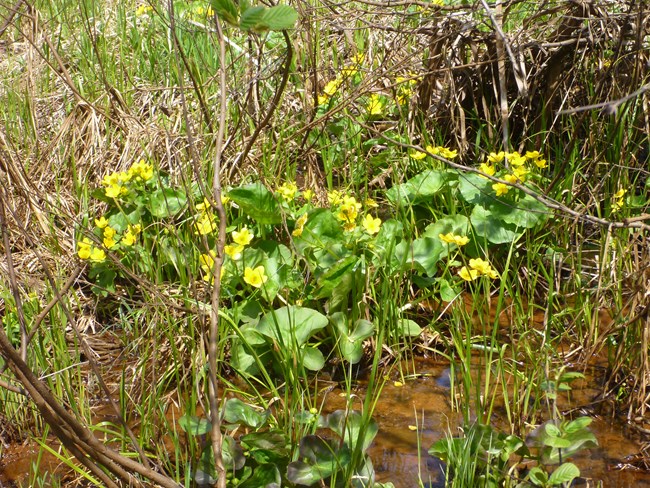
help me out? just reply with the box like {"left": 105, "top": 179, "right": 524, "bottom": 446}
{"left": 0, "top": 0, "right": 648, "bottom": 486}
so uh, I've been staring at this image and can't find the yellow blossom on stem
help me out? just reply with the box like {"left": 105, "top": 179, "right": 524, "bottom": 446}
{"left": 493, "top": 183, "right": 510, "bottom": 196}
{"left": 77, "top": 238, "right": 92, "bottom": 260}
{"left": 199, "top": 251, "right": 224, "bottom": 283}
{"left": 487, "top": 151, "right": 505, "bottom": 164}
{"left": 410, "top": 151, "right": 427, "bottom": 160}
{"left": 479, "top": 163, "right": 496, "bottom": 177}
{"left": 225, "top": 244, "right": 244, "bottom": 260}
{"left": 458, "top": 266, "right": 479, "bottom": 281}
{"left": 327, "top": 190, "right": 343, "bottom": 206}
{"left": 194, "top": 212, "right": 217, "bottom": 235}
{"left": 611, "top": 188, "right": 627, "bottom": 212}
{"left": 512, "top": 166, "right": 528, "bottom": 182}
{"left": 469, "top": 258, "right": 498, "bottom": 279}
{"left": 95, "top": 216, "right": 109, "bottom": 229}
{"left": 292, "top": 213, "right": 308, "bottom": 237}
{"left": 438, "top": 147, "right": 458, "bottom": 159}
{"left": 367, "top": 94, "right": 384, "bottom": 115}
{"left": 277, "top": 182, "right": 298, "bottom": 202}
{"left": 362, "top": 214, "right": 382, "bottom": 235}
{"left": 89, "top": 247, "right": 106, "bottom": 263}
{"left": 439, "top": 233, "right": 469, "bottom": 246}
{"left": 525, "top": 151, "right": 541, "bottom": 160}
{"left": 509, "top": 154, "right": 527, "bottom": 167}
{"left": 504, "top": 174, "right": 519, "bottom": 184}
{"left": 232, "top": 227, "right": 254, "bottom": 246}
{"left": 365, "top": 198, "right": 378, "bottom": 208}
{"left": 303, "top": 189, "right": 314, "bottom": 202}
{"left": 534, "top": 158, "right": 548, "bottom": 169}
{"left": 323, "top": 79, "right": 341, "bottom": 97}
{"left": 244, "top": 266, "right": 268, "bottom": 288}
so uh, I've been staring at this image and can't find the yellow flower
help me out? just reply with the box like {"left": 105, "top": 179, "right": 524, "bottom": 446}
{"left": 438, "top": 232, "right": 469, "bottom": 246}
{"left": 525, "top": 151, "right": 541, "bottom": 160}
{"left": 128, "top": 160, "right": 154, "bottom": 182}
{"left": 343, "top": 221, "right": 357, "bottom": 232}
{"left": 341, "top": 65, "right": 358, "bottom": 78}
{"left": 196, "top": 198, "right": 211, "bottom": 213}
{"left": 425, "top": 145, "right": 440, "bottom": 155}
{"left": 292, "top": 213, "right": 308, "bottom": 237}
{"left": 506, "top": 151, "right": 522, "bottom": 159}
{"left": 77, "top": 238, "right": 92, "bottom": 260}
{"left": 105, "top": 183, "right": 127, "bottom": 199}
{"left": 458, "top": 266, "right": 479, "bottom": 281}
{"left": 95, "top": 216, "right": 109, "bottom": 229}
{"left": 199, "top": 251, "right": 223, "bottom": 283}
{"left": 439, "top": 147, "right": 458, "bottom": 159}
{"left": 89, "top": 247, "right": 106, "bottom": 263}
{"left": 492, "top": 183, "right": 510, "bottom": 196}
{"left": 337, "top": 196, "right": 361, "bottom": 225}
{"left": 367, "top": 94, "right": 384, "bottom": 115}
{"left": 232, "top": 227, "right": 254, "bottom": 246}
{"left": 244, "top": 266, "right": 268, "bottom": 288}
{"left": 136, "top": 4, "right": 153, "bottom": 16}
{"left": 194, "top": 213, "right": 217, "bottom": 235}
{"left": 318, "top": 95, "right": 330, "bottom": 106}
{"left": 504, "top": 174, "right": 519, "bottom": 184}
{"left": 303, "top": 189, "right": 314, "bottom": 202}
{"left": 323, "top": 79, "right": 341, "bottom": 97}
{"left": 277, "top": 182, "right": 298, "bottom": 202}
{"left": 410, "top": 151, "right": 427, "bottom": 160}
{"left": 224, "top": 243, "right": 244, "bottom": 260}
{"left": 509, "top": 154, "right": 527, "bottom": 167}
{"left": 512, "top": 166, "right": 528, "bottom": 182}
{"left": 611, "top": 188, "right": 627, "bottom": 212}
{"left": 487, "top": 151, "right": 505, "bottom": 164}
{"left": 534, "top": 158, "right": 547, "bottom": 169}
{"left": 103, "top": 236, "right": 117, "bottom": 249}
{"left": 103, "top": 226, "right": 117, "bottom": 239}
{"left": 221, "top": 194, "right": 230, "bottom": 206}
{"left": 365, "top": 198, "right": 378, "bottom": 208}
{"left": 469, "top": 258, "right": 498, "bottom": 279}
{"left": 362, "top": 214, "right": 382, "bottom": 235}
{"left": 122, "top": 230, "right": 137, "bottom": 246}
{"left": 479, "top": 163, "right": 495, "bottom": 177}
{"left": 327, "top": 190, "right": 343, "bottom": 206}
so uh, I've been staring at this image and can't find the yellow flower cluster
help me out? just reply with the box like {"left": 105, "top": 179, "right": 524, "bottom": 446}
{"left": 328, "top": 192, "right": 382, "bottom": 234}
{"left": 277, "top": 182, "right": 298, "bottom": 202}
{"left": 199, "top": 250, "right": 224, "bottom": 284}
{"left": 93, "top": 217, "right": 142, "bottom": 250}
{"left": 195, "top": 5, "right": 215, "bottom": 16}
{"left": 611, "top": 188, "right": 626, "bottom": 212}
{"left": 77, "top": 238, "right": 106, "bottom": 263}
{"left": 458, "top": 258, "right": 498, "bottom": 281}
{"left": 244, "top": 266, "right": 268, "bottom": 288}
{"left": 194, "top": 198, "right": 217, "bottom": 235}
{"left": 224, "top": 227, "right": 254, "bottom": 260}
{"left": 439, "top": 232, "right": 469, "bottom": 246}
{"left": 318, "top": 53, "right": 364, "bottom": 106}
{"left": 366, "top": 94, "right": 384, "bottom": 116}
{"left": 411, "top": 146, "right": 458, "bottom": 160}
{"left": 395, "top": 75, "right": 419, "bottom": 105}
{"left": 487, "top": 150, "right": 547, "bottom": 196}
{"left": 136, "top": 4, "right": 153, "bottom": 16}
{"left": 292, "top": 213, "right": 308, "bottom": 237}
{"left": 102, "top": 160, "right": 154, "bottom": 200}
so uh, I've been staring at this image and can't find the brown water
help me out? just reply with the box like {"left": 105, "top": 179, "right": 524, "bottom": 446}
{"left": 3, "top": 359, "right": 650, "bottom": 487}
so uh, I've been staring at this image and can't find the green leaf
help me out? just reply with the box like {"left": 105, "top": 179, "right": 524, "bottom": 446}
{"left": 179, "top": 415, "right": 211, "bottom": 436}
{"left": 396, "top": 319, "right": 422, "bottom": 338}
{"left": 322, "top": 411, "right": 378, "bottom": 452}
{"left": 257, "top": 306, "right": 328, "bottom": 347}
{"left": 148, "top": 188, "right": 187, "bottom": 218}
{"left": 210, "top": 0, "right": 239, "bottom": 25}
{"left": 422, "top": 214, "right": 470, "bottom": 241}
{"left": 261, "top": 5, "right": 298, "bottom": 30}
{"left": 470, "top": 204, "right": 522, "bottom": 244}
{"left": 489, "top": 193, "right": 549, "bottom": 229}
{"left": 303, "top": 346, "right": 325, "bottom": 371}
{"left": 544, "top": 423, "right": 562, "bottom": 438}
{"left": 237, "top": 464, "right": 281, "bottom": 488}
{"left": 287, "top": 435, "right": 351, "bottom": 485}
{"left": 548, "top": 462, "right": 580, "bottom": 485}
{"left": 527, "top": 466, "right": 548, "bottom": 486}
{"left": 223, "top": 398, "right": 269, "bottom": 428}
{"left": 564, "top": 416, "right": 592, "bottom": 434}
{"left": 394, "top": 236, "right": 445, "bottom": 276}
{"left": 294, "top": 208, "right": 343, "bottom": 252}
{"left": 314, "top": 255, "right": 357, "bottom": 299}
{"left": 457, "top": 172, "right": 494, "bottom": 206}
{"left": 229, "top": 183, "right": 281, "bottom": 224}
{"left": 331, "top": 313, "right": 375, "bottom": 364}
{"left": 239, "top": 5, "right": 266, "bottom": 32}
{"left": 386, "top": 169, "right": 456, "bottom": 206}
